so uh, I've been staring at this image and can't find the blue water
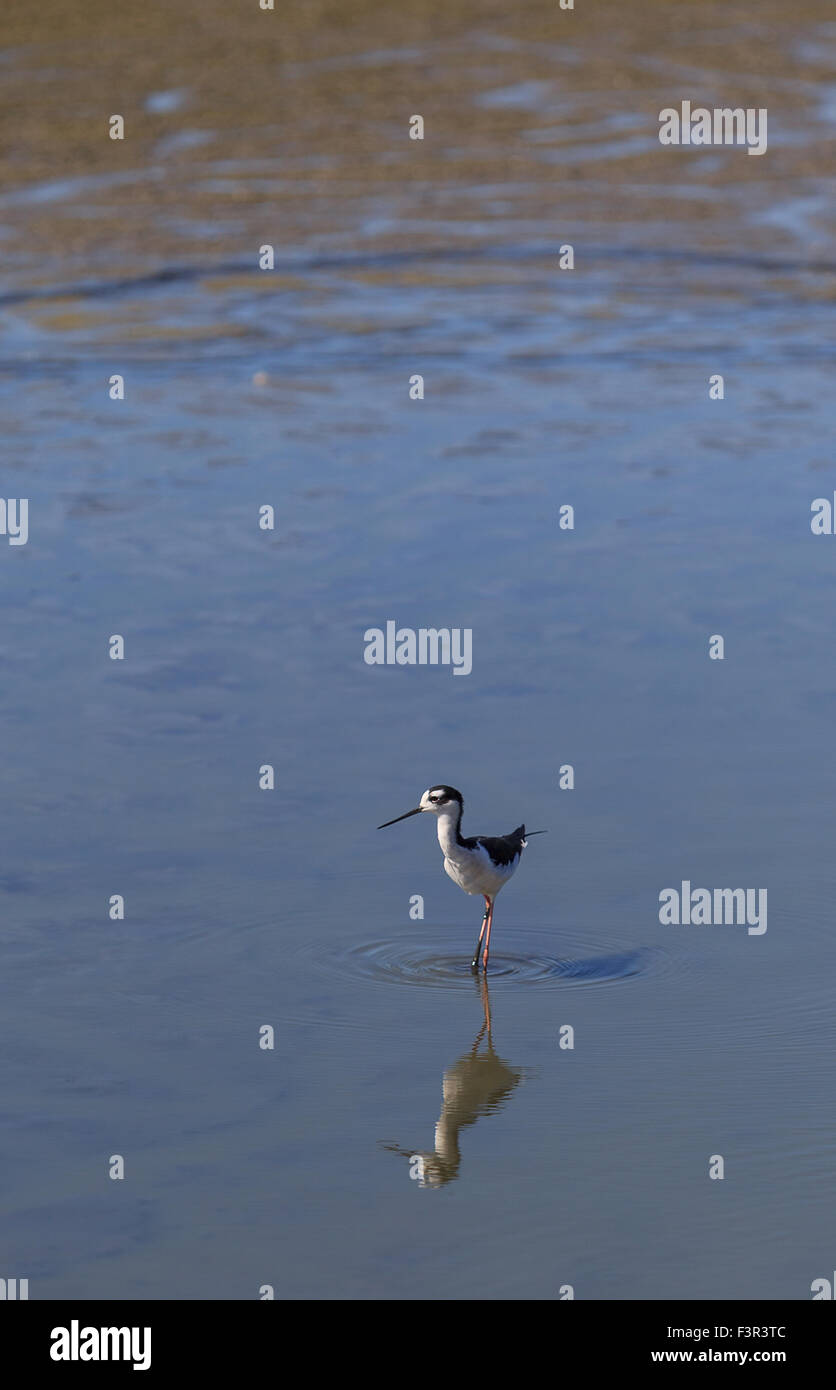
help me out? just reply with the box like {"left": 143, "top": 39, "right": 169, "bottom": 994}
{"left": 1, "top": 0, "right": 836, "bottom": 1299}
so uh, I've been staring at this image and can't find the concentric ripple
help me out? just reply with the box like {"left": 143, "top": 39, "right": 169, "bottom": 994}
{"left": 309, "top": 926, "right": 660, "bottom": 991}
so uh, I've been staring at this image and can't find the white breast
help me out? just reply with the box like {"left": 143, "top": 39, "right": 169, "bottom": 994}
{"left": 434, "top": 805, "right": 517, "bottom": 898}
{"left": 443, "top": 844, "right": 513, "bottom": 897}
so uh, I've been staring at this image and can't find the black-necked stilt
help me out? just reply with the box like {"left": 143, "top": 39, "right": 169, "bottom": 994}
{"left": 378, "top": 784, "right": 545, "bottom": 970}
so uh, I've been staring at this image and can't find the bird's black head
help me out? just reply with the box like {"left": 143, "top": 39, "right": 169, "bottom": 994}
{"left": 378, "top": 785, "right": 463, "bottom": 829}
{"left": 425, "top": 785, "right": 463, "bottom": 810}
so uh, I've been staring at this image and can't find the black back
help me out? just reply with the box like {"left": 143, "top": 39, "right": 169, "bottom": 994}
{"left": 462, "top": 825, "right": 527, "bottom": 867}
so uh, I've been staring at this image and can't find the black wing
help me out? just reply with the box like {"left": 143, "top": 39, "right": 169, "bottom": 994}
{"left": 462, "top": 824, "right": 527, "bottom": 867}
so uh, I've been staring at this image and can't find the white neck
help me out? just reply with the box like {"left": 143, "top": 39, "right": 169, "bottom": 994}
{"left": 435, "top": 804, "right": 462, "bottom": 856}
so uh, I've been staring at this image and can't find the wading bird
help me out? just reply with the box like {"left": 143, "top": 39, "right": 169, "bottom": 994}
{"left": 378, "top": 785, "right": 544, "bottom": 970}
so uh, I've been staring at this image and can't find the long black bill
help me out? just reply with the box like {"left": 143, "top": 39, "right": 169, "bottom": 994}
{"left": 377, "top": 807, "right": 422, "bottom": 829}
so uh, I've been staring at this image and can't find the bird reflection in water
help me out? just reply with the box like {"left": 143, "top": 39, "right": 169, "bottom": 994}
{"left": 382, "top": 973, "right": 524, "bottom": 1187}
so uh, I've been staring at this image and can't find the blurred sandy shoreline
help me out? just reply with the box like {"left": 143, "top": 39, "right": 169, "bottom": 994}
{"left": 1, "top": 0, "right": 833, "bottom": 290}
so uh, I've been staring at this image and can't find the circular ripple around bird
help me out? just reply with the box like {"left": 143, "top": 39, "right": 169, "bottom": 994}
{"left": 332, "top": 928, "right": 660, "bottom": 991}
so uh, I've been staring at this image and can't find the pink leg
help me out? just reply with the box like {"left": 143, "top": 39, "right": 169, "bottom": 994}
{"left": 471, "top": 896, "right": 491, "bottom": 969}
{"left": 481, "top": 898, "right": 495, "bottom": 970}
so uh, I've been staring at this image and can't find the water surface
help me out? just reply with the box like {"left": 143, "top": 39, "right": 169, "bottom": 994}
{"left": 1, "top": 0, "right": 835, "bottom": 1299}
